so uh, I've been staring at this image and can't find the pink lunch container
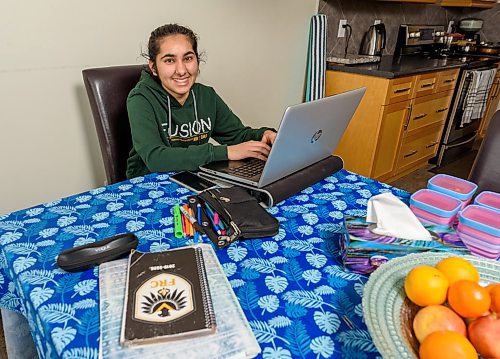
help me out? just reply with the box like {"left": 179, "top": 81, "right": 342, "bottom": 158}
{"left": 457, "top": 205, "right": 500, "bottom": 260}
{"left": 474, "top": 191, "right": 500, "bottom": 212}
{"left": 427, "top": 174, "right": 478, "bottom": 209}
{"left": 410, "top": 189, "right": 462, "bottom": 227}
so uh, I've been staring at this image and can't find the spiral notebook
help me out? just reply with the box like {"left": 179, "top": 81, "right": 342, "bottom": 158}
{"left": 99, "top": 244, "right": 260, "bottom": 358}
{"left": 120, "top": 246, "right": 216, "bottom": 346}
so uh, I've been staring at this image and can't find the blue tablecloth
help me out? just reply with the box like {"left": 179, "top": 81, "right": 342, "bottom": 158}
{"left": 0, "top": 170, "right": 409, "bottom": 358}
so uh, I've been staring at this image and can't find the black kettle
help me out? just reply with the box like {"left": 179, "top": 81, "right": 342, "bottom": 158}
{"left": 359, "top": 23, "right": 386, "bottom": 57}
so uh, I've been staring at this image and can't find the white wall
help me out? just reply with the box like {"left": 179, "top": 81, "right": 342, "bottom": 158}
{"left": 0, "top": 0, "right": 319, "bottom": 214}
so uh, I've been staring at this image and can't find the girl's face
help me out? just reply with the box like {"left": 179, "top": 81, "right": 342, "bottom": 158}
{"left": 149, "top": 34, "right": 199, "bottom": 105}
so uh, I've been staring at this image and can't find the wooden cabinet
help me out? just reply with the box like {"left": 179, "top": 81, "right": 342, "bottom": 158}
{"left": 372, "top": 101, "right": 411, "bottom": 179}
{"left": 439, "top": 0, "right": 497, "bottom": 8}
{"left": 377, "top": 0, "right": 437, "bottom": 3}
{"left": 326, "top": 68, "right": 459, "bottom": 182}
{"left": 378, "top": 0, "right": 496, "bottom": 6}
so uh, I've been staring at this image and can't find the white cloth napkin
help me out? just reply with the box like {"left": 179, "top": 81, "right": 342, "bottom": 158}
{"left": 366, "top": 192, "right": 432, "bottom": 241}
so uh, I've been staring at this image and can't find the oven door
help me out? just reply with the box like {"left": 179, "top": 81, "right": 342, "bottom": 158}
{"left": 436, "top": 64, "right": 497, "bottom": 166}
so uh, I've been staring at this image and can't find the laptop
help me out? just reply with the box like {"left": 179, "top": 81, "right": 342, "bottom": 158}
{"left": 199, "top": 87, "right": 366, "bottom": 188}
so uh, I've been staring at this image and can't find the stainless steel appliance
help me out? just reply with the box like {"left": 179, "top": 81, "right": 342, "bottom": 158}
{"left": 359, "top": 23, "right": 386, "bottom": 57}
{"left": 394, "top": 24, "right": 446, "bottom": 56}
{"left": 435, "top": 57, "right": 498, "bottom": 166}
{"left": 394, "top": 24, "right": 499, "bottom": 167}
{"left": 458, "top": 18, "right": 483, "bottom": 39}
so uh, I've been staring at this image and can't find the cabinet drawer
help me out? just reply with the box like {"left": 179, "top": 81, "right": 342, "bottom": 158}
{"left": 397, "top": 126, "right": 442, "bottom": 169}
{"left": 387, "top": 76, "right": 415, "bottom": 104}
{"left": 407, "top": 90, "right": 453, "bottom": 132}
{"left": 414, "top": 72, "right": 438, "bottom": 97}
{"left": 436, "top": 69, "right": 459, "bottom": 93}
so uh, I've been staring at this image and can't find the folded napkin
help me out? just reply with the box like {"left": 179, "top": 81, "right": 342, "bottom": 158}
{"left": 366, "top": 192, "right": 432, "bottom": 240}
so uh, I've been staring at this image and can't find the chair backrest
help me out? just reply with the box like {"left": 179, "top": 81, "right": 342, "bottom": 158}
{"left": 468, "top": 110, "right": 500, "bottom": 194}
{"left": 82, "top": 65, "right": 144, "bottom": 184}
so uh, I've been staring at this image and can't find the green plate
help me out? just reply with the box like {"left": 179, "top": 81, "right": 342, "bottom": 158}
{"left": 362, "top": 252, "right": 500, "bottom": 359}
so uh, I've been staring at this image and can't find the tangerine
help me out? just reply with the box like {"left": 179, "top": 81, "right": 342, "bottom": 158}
{"left": 419, "top": 330, "right": 477, "bottom": 359}
{"left": 448, "top": 280, "right": 491, "bottom": 318}
{"left": 488, "top": 283, "right": 500, "bottom": 314}
{"left": 435, "top": 257, "right": 479, "bottom": 285}
{"left": 404, "top": 265, "right": 449, "bottom": 307}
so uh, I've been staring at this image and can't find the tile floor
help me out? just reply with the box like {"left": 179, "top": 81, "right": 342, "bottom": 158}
{"left": 0, "top": 153, "right": 477, "bottom": 359}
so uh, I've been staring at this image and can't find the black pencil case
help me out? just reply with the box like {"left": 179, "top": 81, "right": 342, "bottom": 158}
{"left": 188, "top": 187, "right": 279, "bottom": 248}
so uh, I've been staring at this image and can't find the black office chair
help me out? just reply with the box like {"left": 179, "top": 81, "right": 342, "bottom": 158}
{"left": 82, "top": 65, "right": 144, "bottom": 184}
{"left": 468, "top": 110, "right": 500, "bottom": 194}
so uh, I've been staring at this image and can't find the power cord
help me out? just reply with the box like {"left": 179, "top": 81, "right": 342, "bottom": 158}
{"left": 343, "top": 23, "right": 352, "bottom": 57}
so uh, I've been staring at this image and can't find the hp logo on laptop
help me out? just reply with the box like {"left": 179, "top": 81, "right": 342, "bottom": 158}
{"left": 310, "top": 129, "right": 323, "bottom": 143}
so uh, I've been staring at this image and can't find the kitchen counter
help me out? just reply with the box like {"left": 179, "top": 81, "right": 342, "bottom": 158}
{"left": 327, "top": 54, "right": 464, "bottom": 78}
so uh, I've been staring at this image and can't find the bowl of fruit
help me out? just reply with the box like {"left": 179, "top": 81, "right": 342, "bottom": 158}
{"left": 362, "top": 252, "right": 499, "bottom": 359}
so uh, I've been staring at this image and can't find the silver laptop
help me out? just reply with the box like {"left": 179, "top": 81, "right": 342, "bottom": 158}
{"left": 199, "top": 87, "right": 366, "bottom": 188}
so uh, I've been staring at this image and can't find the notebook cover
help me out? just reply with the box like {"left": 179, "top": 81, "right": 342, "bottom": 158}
{"left": 120, "top": 247, "right": 216, "bottom": 346}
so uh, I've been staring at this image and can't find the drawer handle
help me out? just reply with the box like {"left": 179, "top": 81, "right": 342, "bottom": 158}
{"left": 421, "top": 83, "right": 435, "bottom": 88}
{"left": 404, "top": 150, "right": 418, "bottom": 158}
{"left": 393, "top": 87, "right": 411, "bottom": 94}
{"left": 413, "top": 114, "right": 428, "bottom": 120}
{"left": 443, "top": 79, "right": 455, "bottom": 83}
{"left": 426, "top": 141, "right": 438, "bottom": 149}
{"left": 436, "top": 108, "right": 448, "bottom": 113}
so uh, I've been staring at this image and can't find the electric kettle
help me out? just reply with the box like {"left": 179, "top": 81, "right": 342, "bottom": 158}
{"left": 359, "top": 23, "right": 386, "bottom": 57}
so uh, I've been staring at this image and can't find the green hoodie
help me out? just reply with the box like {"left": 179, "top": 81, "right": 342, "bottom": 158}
{"left": 126, "top": 70, "right": 269, "bottom": 178}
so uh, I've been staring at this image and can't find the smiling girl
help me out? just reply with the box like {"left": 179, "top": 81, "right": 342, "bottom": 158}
{"left": 126, "top": 24, "right": 276, "bottom": 178}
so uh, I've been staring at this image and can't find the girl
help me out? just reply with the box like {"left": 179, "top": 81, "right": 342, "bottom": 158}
{"left": 126, "top": 24, "right": 276, "bottom": 178}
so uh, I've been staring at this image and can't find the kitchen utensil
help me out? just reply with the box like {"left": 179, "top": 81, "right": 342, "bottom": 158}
{"left": 458, "top": 18, "right": 484, "bottom": 36}
{"left": 359, "top": 23, "right": 386, "bottom": 57}
{"left": 476, "top": 42, "right": 500, "bottom": 55}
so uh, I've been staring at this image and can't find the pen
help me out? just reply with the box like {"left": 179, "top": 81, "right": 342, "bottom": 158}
{"left": 204, "top": 203, "right": 222, "bottom": 235}
{"left": 196, "top": 203, "right": 202, "bottom": 242}
{"left": 179, "top": 205, "right": 204, "bottom": 237}
{"left": 182, "top": 205, "right": 193, "bottom": 237}
{"left": 173, "top": 204, "right": 183, "bottom": 238}
{"left": 188, "top": 207, "right": 195, "bottom": 237}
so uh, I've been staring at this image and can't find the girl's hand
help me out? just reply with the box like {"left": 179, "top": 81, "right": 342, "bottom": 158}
{"left": 261, "top": 130, "right": 277, "bottom": 145}
{"left": 227, "top": 141, "right": 271, "bottom": 161}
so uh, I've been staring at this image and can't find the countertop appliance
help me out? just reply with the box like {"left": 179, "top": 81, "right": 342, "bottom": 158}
{"left": 359, "top": 23, "right": 386, "bottom": 57}
{"left": 394, "top": 24, "right": 499, "bottom": 168}
{"left": 458, "top": 18, "right": 483, "bottom": 40}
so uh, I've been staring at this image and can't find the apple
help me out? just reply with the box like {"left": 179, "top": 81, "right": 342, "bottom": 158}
{"left": 468, "top": 312, "right": 500, "bottom": 359}
{"left": 413, "top": 305, "right": 466, "bottom": 343}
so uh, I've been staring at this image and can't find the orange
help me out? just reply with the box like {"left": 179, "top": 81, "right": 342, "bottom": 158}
{"left": 419, "top": 330, "right": 477, "bottom": 359}
{"left": 488, "top": 283, "right": 500, "bottom": 313}
{"left": 448, "top": 280, "right": 491, "bottom": 318}
{"left": 404, "top": 265, "right": 449, "bottom": 307}
{"left": 435, "top": 257, "right": 480, "bottom": 285}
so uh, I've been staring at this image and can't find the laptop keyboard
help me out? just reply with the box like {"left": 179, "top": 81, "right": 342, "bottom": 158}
{"left": 228, "top": 158, "right": 265, "bottom": 178}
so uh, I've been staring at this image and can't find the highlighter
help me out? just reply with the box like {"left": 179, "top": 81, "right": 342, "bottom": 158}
{"left": 173, "top": 204, "right": 183, "bottom": 238}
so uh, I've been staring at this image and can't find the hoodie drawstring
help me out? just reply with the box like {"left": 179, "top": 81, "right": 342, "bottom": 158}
{"left": 165, "top": 89, "right": 199, "bottom": 144}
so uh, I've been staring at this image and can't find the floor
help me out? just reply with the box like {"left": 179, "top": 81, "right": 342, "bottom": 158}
{"left": 0, "top": 152, "right": 477, "bottom": 359}
{"left": 389, "top": 151, "right": 478, "bottom": 193}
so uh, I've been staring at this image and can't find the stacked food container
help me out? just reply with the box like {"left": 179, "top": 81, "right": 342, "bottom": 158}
{"left": 427, "top": 174, "right": 477, "bottom": 208}
{"left": 456, "top": 205, "right": 499, "bottom": 260}
{"left": 409, "top": 173, "right": 499, "bottom": 260}
{"left": 474, "top": 191, "right": 500, "bottom": 212}
{"left": 410, "top": 189, "right": 462, "bottom": 226}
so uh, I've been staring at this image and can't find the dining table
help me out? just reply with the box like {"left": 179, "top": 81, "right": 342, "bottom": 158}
{"left": 0, "top": 169, "right": 410, "bottom": 358}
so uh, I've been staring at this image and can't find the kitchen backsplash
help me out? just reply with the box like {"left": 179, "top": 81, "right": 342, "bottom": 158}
{"left": 319, "top": 0, "right": 499, "bottom": 57}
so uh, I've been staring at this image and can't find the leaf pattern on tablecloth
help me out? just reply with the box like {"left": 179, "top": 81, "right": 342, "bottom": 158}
{"left": 0, "top": 170, "right": 410, "bottom": 358}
